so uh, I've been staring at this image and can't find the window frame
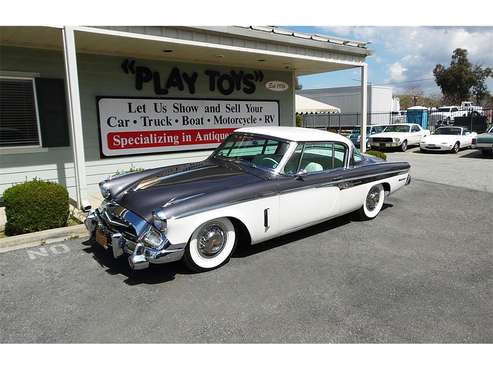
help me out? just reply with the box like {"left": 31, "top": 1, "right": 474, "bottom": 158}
{"left": 280, "top": 140, "right": 350, "bottom": 176}
{"left": 0, "top": 74, "right": 43, "bottom": 149}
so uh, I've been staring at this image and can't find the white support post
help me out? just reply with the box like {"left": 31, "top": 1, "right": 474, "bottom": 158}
{"left": 360, "top": 63, "right": 368, "bottom": 153}
{"left": 62, "top": 26, "right": 88, "bottom": 210}
{"left": 292, "top": 71, "right": 297, "bottom": 127}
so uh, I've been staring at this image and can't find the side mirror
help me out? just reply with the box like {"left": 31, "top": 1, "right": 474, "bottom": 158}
{"left": 295, "top": 169, "right": 307, "bottom": 180}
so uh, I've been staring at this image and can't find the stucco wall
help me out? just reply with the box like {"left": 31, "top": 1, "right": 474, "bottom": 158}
{"left": 0, "top": 46, "right": 295, "bottom": 201}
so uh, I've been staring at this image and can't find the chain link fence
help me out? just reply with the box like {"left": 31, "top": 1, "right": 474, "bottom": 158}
{"left": 301, "top": 108, "right": 493, "bottom": 134}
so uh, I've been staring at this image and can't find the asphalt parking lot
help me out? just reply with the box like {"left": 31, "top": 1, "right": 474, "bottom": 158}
{"left": 1, "top": 150, "right": 492, "bottom": 343}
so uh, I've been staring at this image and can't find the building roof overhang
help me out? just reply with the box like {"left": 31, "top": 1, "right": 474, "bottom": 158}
{"left": 0, "top": 26, "right": 370, "bottom": 76}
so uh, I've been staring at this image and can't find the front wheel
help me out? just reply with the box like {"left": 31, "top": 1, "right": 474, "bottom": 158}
{"left": 400, "top": 140, "right": 408, "bottom": 152}
{"left": 183, "top": 217, "right": 237, "bottom": 272}
{"left": 357, "top": 184, "right": 385, "bottom": 220}
{"left": 451, "top": 142, "right": 460, "bottom": 154}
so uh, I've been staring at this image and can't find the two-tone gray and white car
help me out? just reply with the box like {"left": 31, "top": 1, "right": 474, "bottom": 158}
{"left": 86, "top": 126, "right": 411, "bottom": 272}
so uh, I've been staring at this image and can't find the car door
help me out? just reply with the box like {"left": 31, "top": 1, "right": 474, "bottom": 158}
{"left": 277, "top": 142, "right": 347, "bottom": 232}
{"left": 410, "top": 125, "right": 422, "bottom": 145}
{"left": 461, "top": 129, "right": 471, "bottom": 147}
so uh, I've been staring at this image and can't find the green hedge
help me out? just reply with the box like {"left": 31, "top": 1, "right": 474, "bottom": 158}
{"left": 4, "top": 179, "right": 69, "bottom": 236}
{"left": 366, "top": 150, "right": 387, "bottom": 160}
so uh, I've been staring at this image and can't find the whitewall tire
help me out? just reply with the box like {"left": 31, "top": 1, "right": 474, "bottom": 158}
{"left": 358, "top": 184, "right": 385, "bottom": 220}
{"left": 184, "top": 217, "right": 237, "bottom": 272}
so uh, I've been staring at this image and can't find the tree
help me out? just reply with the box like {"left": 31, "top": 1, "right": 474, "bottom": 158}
{"left": 433, "top": 48, "right": 492, "bottom": 105}
{"left": 471, "top": 65, "right": 492, "bottom": 104}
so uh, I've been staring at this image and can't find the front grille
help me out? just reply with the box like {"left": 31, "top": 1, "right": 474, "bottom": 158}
{"left": 372, "top": 137, "right": 393, "bottom": 143}
{"left": 98, "top": 205, "right": 139, "bottom": 241}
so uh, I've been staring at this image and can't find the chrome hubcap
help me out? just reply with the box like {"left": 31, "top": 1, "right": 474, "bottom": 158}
{"left": 366, "top": 186, "right": 381, "bottom": 211}
{"left": 197, "top": 223, "right": 227, "bottom": 258}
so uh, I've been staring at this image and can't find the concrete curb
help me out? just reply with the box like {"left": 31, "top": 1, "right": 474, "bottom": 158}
{"left": 0, "top": 224, "right": 88, "bottom": 254}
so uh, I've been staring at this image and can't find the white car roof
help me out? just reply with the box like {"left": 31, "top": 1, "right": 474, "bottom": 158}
{"left": 235, "top": 126, "right": 353, "bottom": 146}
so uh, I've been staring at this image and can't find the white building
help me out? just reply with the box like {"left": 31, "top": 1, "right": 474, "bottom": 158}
{"left": 299, "top": 85, "right": 394, "bottom": 126}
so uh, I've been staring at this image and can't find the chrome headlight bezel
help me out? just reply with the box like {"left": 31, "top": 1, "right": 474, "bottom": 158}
{"left": 142, "top": 226, "right": 166, "bottom": 250}
{"left": 99, "top": 181, "right": 111, "bottom": 199}
{"left": 152, "top": 210, "right": 167, "bottom": 233}
{"left": 392, "top": 137, "right": 401, "bottom": 143}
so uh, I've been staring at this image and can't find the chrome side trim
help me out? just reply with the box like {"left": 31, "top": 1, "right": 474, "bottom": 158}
{"left": 172, "top": 169, "right": 408, "bottom": 219}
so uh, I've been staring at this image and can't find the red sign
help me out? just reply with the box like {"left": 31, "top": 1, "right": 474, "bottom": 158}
{"left": 107, "top": 128, "right": 236, "bottom": 150}
{"left": 98, "top": 97, "right": 279, "bottom": 157}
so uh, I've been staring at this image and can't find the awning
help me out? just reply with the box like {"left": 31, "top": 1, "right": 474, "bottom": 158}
{"left": 296, "top": 94, "right": 341, "bottom": 114}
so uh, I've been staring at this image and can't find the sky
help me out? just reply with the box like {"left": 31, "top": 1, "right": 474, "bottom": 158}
{"left": 289, "top": 26, "right": 493, "bottom": 96}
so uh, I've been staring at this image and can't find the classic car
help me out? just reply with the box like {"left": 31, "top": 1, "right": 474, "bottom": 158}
{"left": 368, "top": 123, "right": 430, "bottom": 152}
{"left": 85, "top": 127, "right": 411, "bottom": 272}
{"left": 349, "top": 124, "right": 388, "bottom": 149}
{"left": 472, "top": 125, "right": 493, "bottom": 156}
{"left": 419, "top": 126, "right": 477, "bottom": 153}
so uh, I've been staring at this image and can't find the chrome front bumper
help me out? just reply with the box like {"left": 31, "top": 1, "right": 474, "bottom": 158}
{"left": 85, "top": 209, "right": 185, "bottom": 270}
{"left": 419, "top": 143, "right": 452, "bottom": 151}
{"left": 370, "top": 141, "right": 400, "bottom": 148}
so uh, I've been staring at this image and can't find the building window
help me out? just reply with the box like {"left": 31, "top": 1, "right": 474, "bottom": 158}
{"left": 0, "top": 76, "right": 41, "bottom": 148}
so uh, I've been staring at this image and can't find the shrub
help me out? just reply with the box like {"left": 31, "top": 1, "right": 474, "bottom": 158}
{"left": 4, "top": 179, "right": 69, "bottom": 236}
{"left": 295, "top": 114, "right": 303, "bottom": 127}
{"left": 113, "top": 164, "right": 144, "bottom": 177}
{"left": 366, "top": 150, "right": 387, "bottom": 160}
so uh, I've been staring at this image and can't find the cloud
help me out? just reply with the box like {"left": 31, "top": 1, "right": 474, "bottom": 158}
{"left": 389, "top": 62, "right": 407, "bottom": 82}
{"left": 319, "top": 26, "right": 493, "bottom": 93}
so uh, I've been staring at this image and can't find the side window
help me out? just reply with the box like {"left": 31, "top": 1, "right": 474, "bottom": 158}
{"left": 283, "top": 142, "right": 347, "bottom": 174}
{"left": 412, "top": 125, "right": 420, "bottom": 132}
{"left": 302, "top": 143, "right": 334, "bottom": 173}
{"left": 333, "top": 143, "right": 347, "bottom": 168}
{"left": 452, "top": 107, "right": 459, "bottom": 112}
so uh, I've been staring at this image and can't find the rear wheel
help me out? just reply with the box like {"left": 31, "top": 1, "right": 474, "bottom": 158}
{"left": 183, "top": 217, "right": 237, "bottom": 272}
{"left": 451, "top": 142, "right": 460, "bottom": 153}
{"left": 357, "top": 184, "right": 385, "bottom": 220}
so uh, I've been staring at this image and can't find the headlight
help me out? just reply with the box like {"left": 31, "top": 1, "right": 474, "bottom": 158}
{"left": 142, "top": 227, "right": 165, "bottom": 249}
{"left": 99, "top": 181, "right": 111, "bottom": 199}
{"left": 393, "top": 138, "right": 401, "bottom": 143}
{"left": 152, "top": 210, "right": 167, "bottom": 233}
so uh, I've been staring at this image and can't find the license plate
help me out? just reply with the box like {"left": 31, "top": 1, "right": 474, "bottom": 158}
{"left": 95, "top": 228, "right": 108, "bottom": 249}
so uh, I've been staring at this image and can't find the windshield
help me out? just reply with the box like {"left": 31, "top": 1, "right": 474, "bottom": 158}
{"left": 383, "top": 125, "right": 410, "bottom": 133}
{"left": 438, "top": 107, "right": 451, "bottom": 112}
{"left": 350, "top": 126, "right": 387, "bottom": 135}
{"left": 372, "top": 125, "right": 387, "bottom": 134}
{"left": 212, "top": 133, "right": 290, "bottom": 171}
{"left": 434, "top": 127, "right": 462, "bottom": 135}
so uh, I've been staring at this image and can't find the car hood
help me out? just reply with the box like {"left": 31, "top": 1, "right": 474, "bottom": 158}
{"left": 370, "top": 132, "right": 410, "bottom": 139}
{"left": 112, "top": 159, "right": 265, "bottom": 221}
{"left": 421, "top": 135, "right": 457, "bottom": 144}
